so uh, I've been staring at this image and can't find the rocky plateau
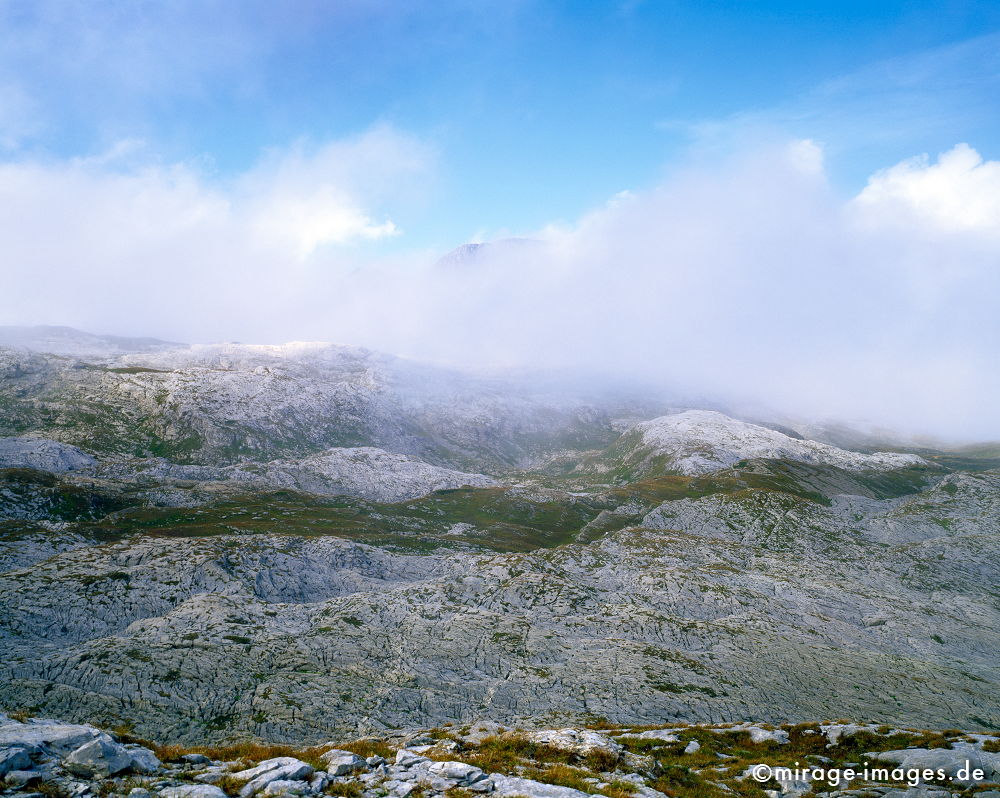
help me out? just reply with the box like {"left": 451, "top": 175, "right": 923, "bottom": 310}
{"left": 0, "top": 326, "right": 997, "bottom": 788}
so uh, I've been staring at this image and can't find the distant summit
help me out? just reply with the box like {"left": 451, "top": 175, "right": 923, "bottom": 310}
{"left": 435, "top": 237, "right": 541, "bottom": 268}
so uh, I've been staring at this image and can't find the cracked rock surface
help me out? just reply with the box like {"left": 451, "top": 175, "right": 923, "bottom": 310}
{"left": 1, "top": 331, "right": 997, "bottom": 747}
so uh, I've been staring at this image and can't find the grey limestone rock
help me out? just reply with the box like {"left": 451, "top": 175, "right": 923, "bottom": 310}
{"left": 490, "top": 775, "right": 592, "bottom": 798}
{"left": 63, "top": 736, "right": 134, "bottom": 778}
{"left": 231, "top": 758, "right": 314, "bottom": 798}
{"left": 0, "top": 746, "right": 33, "bottom": 775}
{"left": 260, "top": 780, "right": 311, "bottom": 796}
{"left": 426, "top": 760, "right": 485, "bottom": 785}
{"left": 0, "top": 718, "right": 101, "bottom": 757}
{"left": 0, "top": 437, "right": 96, "bottom": 472}
{"left": 159, "top": 786, "right": 229, "bottom": 798}
{"left": 320, "top": 749, "right": 366, "bottom": 776}
{"left": 870, "top": 746, "right": 1000, "bottom": 786}
{"left": 125, "top": 744, "right": 162, "bottom": 773}
{"left": 523, "top": 729, "right": 622, "bottom": 756}
{"left": 395, "top": 751, "right": 430, "bottom": 768}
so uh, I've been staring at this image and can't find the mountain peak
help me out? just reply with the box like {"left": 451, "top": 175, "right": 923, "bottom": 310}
{"left": 435, "top": 237, "right": 541, "bottom": 268}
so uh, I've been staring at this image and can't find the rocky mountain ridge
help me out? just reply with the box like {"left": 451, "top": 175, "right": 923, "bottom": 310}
{"left": 1, "top": 327, "right": 997, "bottom": 752}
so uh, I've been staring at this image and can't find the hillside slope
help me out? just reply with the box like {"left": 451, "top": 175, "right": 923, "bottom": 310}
{"left": 0, "top": 327, "right": 997, "bottom": 746}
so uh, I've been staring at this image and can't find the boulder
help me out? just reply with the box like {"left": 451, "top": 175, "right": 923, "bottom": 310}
{"left": 382, "top": 779, "right": 416, "bottom": 798}
{"left": 395, "top": 749, "right": 430, "bottom": 768}
{"left": 524, "top": 729, "right": 622, "bottom": 756}
{"left": 745, "top": 727, "right": 790, "bottom": 745}
{"left": 427, "top": 760, "right": 485, "bottom": 785}
{"left": 0, "top": 718, "right": 100, "bottom": 756}
{"left": 261, "top": 780, "right": 311, "bottom": 796}
{"left": 181, "top": 754, "right": 212, "bottom": 765}
{"left": 159, "top": 786, "right": 229, "bottom": 798}
{"left": 125, "top": 743, "right": 162, "bottom": 773}
{"left": 491, "top": 774, "right": 591, "bottom": 798}
{"left": 195, "top": 770, "right": 227, "bottom": 784}
{"left": 64, "top": 736, "right": 134, "bottom": 778}
{"left": 819, "top": 723, "right": 878, "bottom": 746}
{"left": 320, "top": 748, "right": 366, "bottom": 776}
{"left": 771, "top": 775, "right": 811, "bottom": 797}
{"left": 4, "top": 769, "right": 40, "bottom": 788}
{"left": 231, "top": 757, "right": 314, "bottom": 798}
{"left": 870, "top": 746, "right": 1000, "bottom": 786}
{"left": 403, "top": 735, "right": 436, "bottom": 747}
{"left": 0, "top": 745, "right": 33, "bottom": 775}
{"left": 683, "top": 741, "right": 700, "bottom": 754}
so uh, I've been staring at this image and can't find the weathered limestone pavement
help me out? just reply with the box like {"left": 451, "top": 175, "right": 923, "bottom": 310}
{"left": 1, "top": 329, "right": 998, "bottom": 744}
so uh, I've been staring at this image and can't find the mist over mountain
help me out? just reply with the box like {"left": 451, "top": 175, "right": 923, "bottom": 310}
{"left": 5, "top": 143, "right": 998, "bottom": 441}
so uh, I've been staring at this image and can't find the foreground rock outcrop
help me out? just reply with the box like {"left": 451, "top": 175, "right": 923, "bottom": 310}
{"left": 1, "top": 714, "right": 998, "bottom": 798}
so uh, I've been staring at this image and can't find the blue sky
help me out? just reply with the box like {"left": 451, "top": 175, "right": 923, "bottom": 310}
{"left": 2, "top": 0, "right": 999, "bottom": 250}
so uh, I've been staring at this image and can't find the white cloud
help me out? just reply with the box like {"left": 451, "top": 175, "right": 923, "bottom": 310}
{"left": 787, "top": 138, "right": 824, "bottom": 177}
{"left": 852, "top": 143, "right": 1000, "bottom": 236}
{"left": 239, "top": 128, "right": 429, "bottom": 257}
{"left": 344, "top": 140, "right": 1000, "bottom": 440}
{"left": 1, "top": 135, "right": 998, "bottom": 441}
{"left": 253, "top": 191, "right": 398, "bottom": 258}
{"left": 0, "top": 126, "right": 431, "bottom": 337}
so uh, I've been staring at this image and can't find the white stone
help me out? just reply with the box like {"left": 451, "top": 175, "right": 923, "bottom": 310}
{"left": 491, "top": 775, "right": 591, "bottom": 798}
{"left": 395, "top": 750, "right": 430, "bottom": 768}
{"left": 745, "top": 727, "right": 790, "bottom": 745}
{"left": 262, "top": 779, "right": 310, "bottom": 796}
{"left": 427, "top": 760, "right": 484, "bottom": 785}
{"left": 524, "top": 729, "right": 622, "bottom": 756}
{"left": 383, "top": 779, "right": 416, "bottom": 798}
{"left": 64, "top": 736, "right": 134, "bottom": 778}
{"left": 320, "top": 749, "right": 365, "bottom": 776}
{"left": 232, "top": 758, "right": 314, "bottom": 798}
{"left": 160, "top": 786, "right": 229, "bottom": 798}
